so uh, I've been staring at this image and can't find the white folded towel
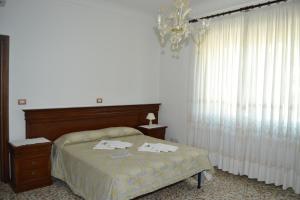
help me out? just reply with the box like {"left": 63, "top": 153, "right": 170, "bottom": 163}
{"left": 93, "top": 140, "right": 132, "bottom": 150}
{"left": 138, "top": 143, "right": 160, "bottom": 153}
{"left": 138, "top": 143, "right": 178, "bottom": 153}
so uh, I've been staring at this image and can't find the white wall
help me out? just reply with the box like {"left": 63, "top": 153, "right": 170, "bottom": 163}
{"left": 0, "top": 0, "right": 161, "bottom": 141}
{"left": 0, "top": 0, "right": 271, "bottom": 142}
{"left": 159, "top": 45, "right": 194, "bottom": 143}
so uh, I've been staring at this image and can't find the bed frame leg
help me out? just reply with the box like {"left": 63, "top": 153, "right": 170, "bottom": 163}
{"left": 197, "top": 172, "right": 202, "bottom": 189}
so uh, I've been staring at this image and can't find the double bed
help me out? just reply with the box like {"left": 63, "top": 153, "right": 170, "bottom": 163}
{"left": 24, "top": 104, "right": 212, "bottom": 200}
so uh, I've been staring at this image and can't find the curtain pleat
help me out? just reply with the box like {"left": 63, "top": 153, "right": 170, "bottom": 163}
{"left": 188, "top": 0, "right": 300, "bottom": 194}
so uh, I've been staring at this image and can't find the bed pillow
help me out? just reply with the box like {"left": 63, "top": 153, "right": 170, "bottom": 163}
{"left": 102, "top": 127, "right": 143, "bottom": 139}
{"left": 54, "top": 127, "right": 143, "bottom": 148}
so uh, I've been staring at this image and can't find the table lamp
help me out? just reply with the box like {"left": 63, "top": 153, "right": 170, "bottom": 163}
{"left": 146, "top": 113, "right": 156, "bottom": 126}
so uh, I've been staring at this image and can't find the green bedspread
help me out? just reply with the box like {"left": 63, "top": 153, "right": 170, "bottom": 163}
{"left": 52, "top": 128, "right": 212, "bottom": 200}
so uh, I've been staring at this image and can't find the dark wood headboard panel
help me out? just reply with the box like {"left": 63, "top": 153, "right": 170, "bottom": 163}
{"left": 24, "top": 104, "right": 160, "bottom": 141}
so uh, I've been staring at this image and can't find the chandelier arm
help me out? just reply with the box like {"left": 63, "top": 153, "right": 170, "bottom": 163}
{"left": 156, "top": 0, "right": 209, "bottom": 53}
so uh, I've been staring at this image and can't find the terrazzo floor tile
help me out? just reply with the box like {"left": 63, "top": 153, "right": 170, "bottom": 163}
{"left": 0, "top": 169, "right": 299, "bottom": 200}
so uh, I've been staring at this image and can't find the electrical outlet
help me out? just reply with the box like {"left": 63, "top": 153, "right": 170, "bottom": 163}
{"left": 96, "top": 98, "right": 103, "bottom": 104}
{"left": 18, "top": 99, "right": 27, "bottom": 105}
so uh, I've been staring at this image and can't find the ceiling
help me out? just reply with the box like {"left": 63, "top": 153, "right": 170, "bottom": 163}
{"left": 106, "top": 0, "right": 267, "bottom": 17}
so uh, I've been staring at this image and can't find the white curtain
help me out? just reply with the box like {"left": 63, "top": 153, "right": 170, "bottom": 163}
{"left": 188, "top": 0, "right": 300, "bottom": 194}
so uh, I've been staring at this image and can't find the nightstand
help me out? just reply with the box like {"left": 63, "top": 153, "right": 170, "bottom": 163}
{"left": 138, "top": 125, "right": 167, "bottom": 140}
{"left": 9, "top": 138, "right": 52, "bottom": 192}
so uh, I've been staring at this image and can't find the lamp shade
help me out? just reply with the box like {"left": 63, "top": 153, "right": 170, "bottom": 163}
{"left": 146, "top": 113, "right": 156, "bottom": 120}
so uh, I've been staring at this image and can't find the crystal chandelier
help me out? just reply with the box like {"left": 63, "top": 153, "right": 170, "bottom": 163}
{"left": 156, "top": 0, "right": 209, "bottom": 53}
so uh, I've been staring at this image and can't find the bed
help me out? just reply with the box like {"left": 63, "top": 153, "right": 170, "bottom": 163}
{"left": 23, "top": 104, "right": 212, "bottom": 200}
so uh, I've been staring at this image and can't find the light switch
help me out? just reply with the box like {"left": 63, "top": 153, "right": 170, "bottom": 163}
{"left": 18, "top": 99, "right": 27, "bottom": 105}
{"left": 96, "top": 98, "right": 103, "bottom": 104}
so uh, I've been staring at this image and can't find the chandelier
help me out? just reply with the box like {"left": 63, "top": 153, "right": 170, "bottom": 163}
{"left": 156, "top": 0, "right": 209, "bottom": 53}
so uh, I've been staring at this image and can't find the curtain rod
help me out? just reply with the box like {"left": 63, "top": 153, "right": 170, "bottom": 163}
{"left": 189, "top": 0, "right": 288, "bottom": 23}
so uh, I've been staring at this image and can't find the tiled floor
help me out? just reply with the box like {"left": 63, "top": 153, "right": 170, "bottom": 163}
{"left": 0, "top": 169, "right": 299, "bottom": 200}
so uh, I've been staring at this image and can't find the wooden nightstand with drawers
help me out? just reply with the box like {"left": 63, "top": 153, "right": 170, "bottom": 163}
{"left": 9, "top": 138, "right": 52, "bottom": 192}
{"left": 138, "top": 124, "right": 167, "bottom": 140}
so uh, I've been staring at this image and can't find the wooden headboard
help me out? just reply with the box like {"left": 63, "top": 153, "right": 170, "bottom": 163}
{"left": 24, "top": 104, "right": 160, "bottom": 141}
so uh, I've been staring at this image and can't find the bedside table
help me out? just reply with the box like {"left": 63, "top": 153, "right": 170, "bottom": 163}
{"left": 9, "top": 138, "right": 52, "bottom": 192}
{"left": 138, "top": 125, "right": 167, "bottom": 140}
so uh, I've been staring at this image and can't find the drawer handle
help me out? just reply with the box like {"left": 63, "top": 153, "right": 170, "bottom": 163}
{"left": 31, "top": 171, "right": 36, "bottom": 175}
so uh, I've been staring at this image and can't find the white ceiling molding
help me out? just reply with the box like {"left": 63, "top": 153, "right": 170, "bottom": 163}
{"left": 101, "top": 0, "right": 272, "bottom": 17}
{"left": 12, "top": 0, "right": 272, "bottom": 18}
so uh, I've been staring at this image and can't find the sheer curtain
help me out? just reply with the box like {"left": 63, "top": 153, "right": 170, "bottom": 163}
{"left": 188, "top": 0, "right": 300, "bottom": 193}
